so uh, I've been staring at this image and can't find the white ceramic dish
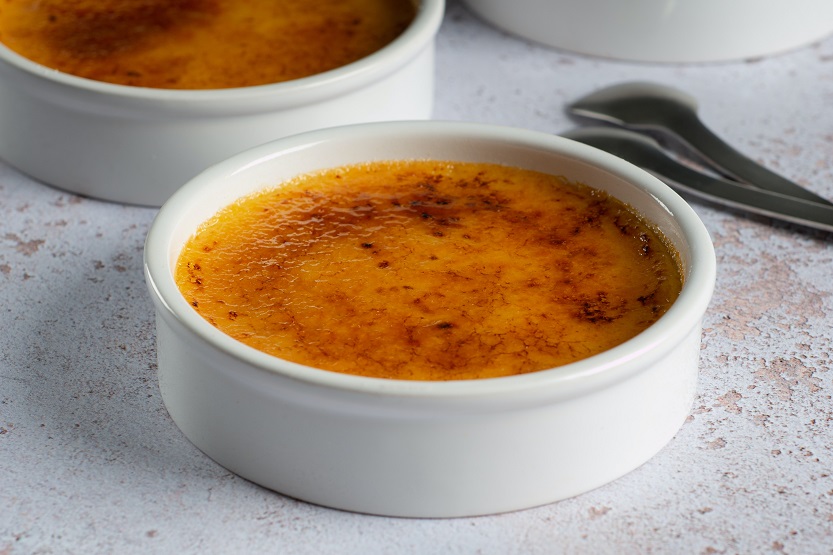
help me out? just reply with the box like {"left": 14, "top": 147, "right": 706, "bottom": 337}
{"left": 0, "top": 0, "right": 442, "bottom": 207}
{"left": 144, "top": 120, "right": 716, "bottom": 518}
{"left": 462, "top": 0, "right": 833, "bottom": 63}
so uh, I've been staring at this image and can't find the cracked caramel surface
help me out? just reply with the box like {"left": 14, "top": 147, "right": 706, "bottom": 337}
{"left": 0, "top": 0, "right": 415, "bottom": 89}
{"left": 175, "top": 161, "right": 683, "bottom": 380}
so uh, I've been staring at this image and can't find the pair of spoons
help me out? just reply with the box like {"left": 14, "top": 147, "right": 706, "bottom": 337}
{"left": 563, "top": 82, "right": 833, "bottom": 233}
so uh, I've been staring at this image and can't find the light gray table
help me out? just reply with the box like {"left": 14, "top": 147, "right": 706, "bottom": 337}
{"left": 3, "top": 2, "right": 832, "bottom": 553}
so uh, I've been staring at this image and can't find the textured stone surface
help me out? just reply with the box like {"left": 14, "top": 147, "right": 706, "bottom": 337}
{"left": 2, "top": 1, "right": 832, "bottom": 553}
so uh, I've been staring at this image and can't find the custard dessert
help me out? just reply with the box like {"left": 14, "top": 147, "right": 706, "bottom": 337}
{"left": 0, "top": 0, "right": 416, "bottom": 89}
{"left": 175, "top": 160, "right": 683, "bottom": 381}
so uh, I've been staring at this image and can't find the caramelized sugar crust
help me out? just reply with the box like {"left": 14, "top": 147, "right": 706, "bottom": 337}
{"left": 0, "top": 0, "right": 415, "bottom": 89}
{"left": 175, "top": 161, "right": 683, "bottom": 381}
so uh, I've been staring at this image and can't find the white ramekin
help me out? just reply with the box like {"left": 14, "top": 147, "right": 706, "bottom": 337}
{"left": 462, "top": 0, "right": 833, "bottom": 63}
{"left": 0, "top": 0, "right": 443, "bottom": 207}
{"left": 144, "top": 121, "right": 716, "bottom": 518}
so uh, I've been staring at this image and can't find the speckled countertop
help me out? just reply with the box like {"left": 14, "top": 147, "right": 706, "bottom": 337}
{"left": 3, "top": 2, "right": 833, "bottom": 553}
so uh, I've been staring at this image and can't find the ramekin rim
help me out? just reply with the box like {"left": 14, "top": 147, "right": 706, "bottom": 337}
{"left": 144, "top": 120, "right": 717, "bottom": 398}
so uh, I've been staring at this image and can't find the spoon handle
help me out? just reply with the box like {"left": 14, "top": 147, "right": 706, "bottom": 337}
{"left": 563, "top": 127, "right": 833, "bottom": 234}
{"left": 569, "top": 82, "right": 833, "bottom": 206}
{"left": 660, "top": 111, "right": 833, "bottom": 206}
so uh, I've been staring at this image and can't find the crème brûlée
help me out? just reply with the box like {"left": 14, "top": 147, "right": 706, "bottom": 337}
{"left": 175, "top": 160, "right": 684, "bottom": 381}
{"left": 0, "top": 0, "right": 416, "bottom": 89}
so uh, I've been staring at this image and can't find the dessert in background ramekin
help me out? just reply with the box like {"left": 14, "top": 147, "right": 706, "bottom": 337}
{"left": 0, "top": 0, "right": 443, "bottom": 206}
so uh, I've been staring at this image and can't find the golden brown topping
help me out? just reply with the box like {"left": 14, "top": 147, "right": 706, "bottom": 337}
{"left": 0, "top": 0, "right": 416, "bottom": 89}
{"left": 175, "top": 161, "right": 683, "bottom": 380}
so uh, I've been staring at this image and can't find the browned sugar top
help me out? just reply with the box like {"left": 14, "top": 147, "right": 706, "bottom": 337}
{"left": 175, "top": 160, "right": 683, "bottom": 381}
{"left": 0, "top": 0, "right": 415, "bottom": 89}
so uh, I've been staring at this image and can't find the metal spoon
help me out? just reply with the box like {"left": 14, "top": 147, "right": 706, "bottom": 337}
{"left": 568, "top": 82, "right": 833, "bottom": 206}
{"left": 562, "top": 126, "right": 833, "bottom": 234}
